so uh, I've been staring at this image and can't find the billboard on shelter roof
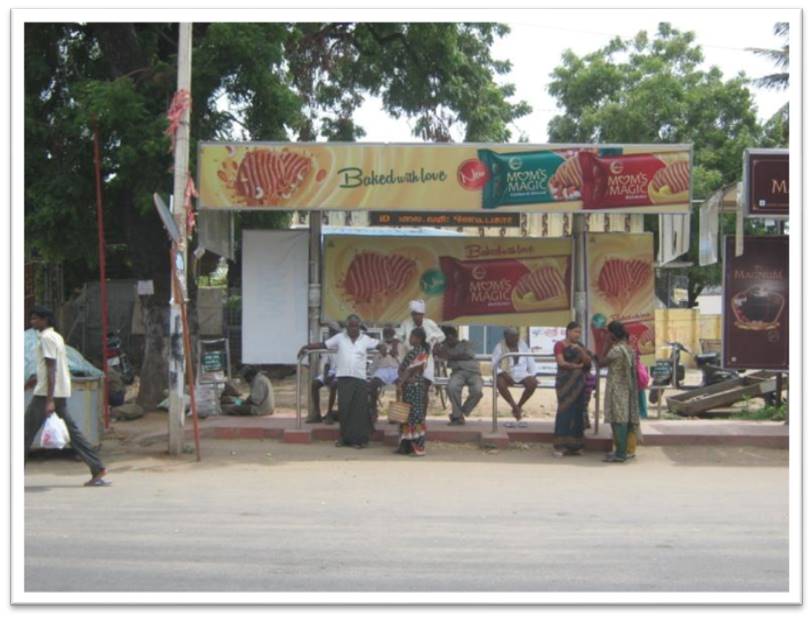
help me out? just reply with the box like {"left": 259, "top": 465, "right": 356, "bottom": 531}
{"left": 723, "top": 236, "right": 789, "bottom": 370}
{"left": 585, "top": 233, "right": 656, "bottom": 359}
{"left": 743, "top": 149, "right": 789, "bottom": 218}
{"left": 197, "top": 142, "right": 692, "bottom": 214}
{"left": 322, "top": 235, "right": 573, "bottom": 327}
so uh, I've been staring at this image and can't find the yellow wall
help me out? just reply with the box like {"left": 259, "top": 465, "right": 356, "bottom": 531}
{"left": 654, "top": 309, "right": 722, "bottom": 367}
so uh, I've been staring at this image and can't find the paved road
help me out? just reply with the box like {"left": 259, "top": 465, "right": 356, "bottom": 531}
{"left": 23, "top": 439, "right": 789, "bottom": 593}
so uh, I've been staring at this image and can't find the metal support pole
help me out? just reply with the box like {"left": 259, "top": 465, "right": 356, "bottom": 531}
{"left": 572, "top": 214, "right": 587, "bottom": 331}
{"left": 296, "top": 350, "right": 324, "bottom": 429}
{"left": 307, "top": 214, "right": 322, "bottom": 415}
{"left": 593, "top": 370, "right": 600, "bottom": 434}
{"left": 168, "top": 22, "right": 193, "bottom": 456}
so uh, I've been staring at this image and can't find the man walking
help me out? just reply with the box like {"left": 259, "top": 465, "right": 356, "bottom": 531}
{"left": 24, "top": 306, "right": 110, "bottom": 487}
{"left": 435, "top": 326, "right": 483, "bottom": 425}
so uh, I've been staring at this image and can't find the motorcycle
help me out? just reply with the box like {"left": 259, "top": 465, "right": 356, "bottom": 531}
{"left": 106, "top": 330, "right": 135, "bottom": 385}
{"left": 648, "top": 341, "right": 740, "bottom": 404}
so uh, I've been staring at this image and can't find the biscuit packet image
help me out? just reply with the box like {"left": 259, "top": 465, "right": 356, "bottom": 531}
{"left": 477, "top": 149, "right": 568, "bottom": 209}
{"left": 579, "top": 151, "right": 689, "bottom": 209}
{"left": 439, "top": 256, "right": 571, "bottom": 321}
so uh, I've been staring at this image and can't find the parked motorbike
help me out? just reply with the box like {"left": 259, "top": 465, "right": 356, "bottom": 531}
{"left": 106, "top": 330, "right": 135, "bottom": 385}
{"left": 648, "top": 341, "right": 739, "bottom": 404}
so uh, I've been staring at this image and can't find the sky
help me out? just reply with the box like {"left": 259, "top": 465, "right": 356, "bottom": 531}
{"left": 353, "top": 8, "right": 791, "bottom": 143}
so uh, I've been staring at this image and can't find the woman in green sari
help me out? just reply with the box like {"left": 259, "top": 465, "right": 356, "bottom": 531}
{"left": 596, "top": 321, "right": 641, "bottom": 463}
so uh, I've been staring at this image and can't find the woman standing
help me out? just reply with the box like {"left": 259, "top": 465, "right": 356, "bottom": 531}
{"left": 552, "top": 322, "right": 593, "bottom": 457}
{"left": 595, "top": 321, "right": 641, "bottom": 463}
{"left": 395, "top": 327, "right": 433, "bottom": 456}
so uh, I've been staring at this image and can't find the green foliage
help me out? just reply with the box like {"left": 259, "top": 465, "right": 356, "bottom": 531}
{"left": 25, "top": 22, "right": 529, "bottom": 293}
{"left": 733, "top": 401, "right": 787, "bottom": 422}
{"left": 547, "top": 23, "right": 784, "bottom": 304}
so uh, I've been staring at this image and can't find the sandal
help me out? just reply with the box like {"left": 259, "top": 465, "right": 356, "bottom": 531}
{"left": 603, "top": 454, "right": 626, "bottom": 463}
{"left": 517, "top": 421, "right": 528, "bottom": 428}
{"left": 504, "top": 421, "right": 516, "bottom": 428}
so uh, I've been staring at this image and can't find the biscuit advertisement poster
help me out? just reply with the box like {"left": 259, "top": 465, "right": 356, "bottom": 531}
{"left": 322, "top": 236, "right": 573, "bottom": 326}
{"left": 586, "top": 233, "right": 655, "bottom": 358}
{"left": 197, "top": 142, "right": 692, "bottom": 214}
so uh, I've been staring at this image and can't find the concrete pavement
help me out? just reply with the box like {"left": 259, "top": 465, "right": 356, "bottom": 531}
{"left": 23, "top": 439, "right": 789, "bottom": 593}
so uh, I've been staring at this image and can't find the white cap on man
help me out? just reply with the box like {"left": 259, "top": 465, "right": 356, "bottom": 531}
{"left": 409, "top": 299, "right": 426, "bottom": 314}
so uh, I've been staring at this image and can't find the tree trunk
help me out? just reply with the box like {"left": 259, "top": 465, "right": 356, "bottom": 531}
{"left": 137, "top": 301, "right": 170, "bottom": 408}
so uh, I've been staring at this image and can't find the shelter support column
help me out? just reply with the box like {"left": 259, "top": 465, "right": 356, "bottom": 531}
{"left": 307, "top": 214, "right": 322, "bottom": 411}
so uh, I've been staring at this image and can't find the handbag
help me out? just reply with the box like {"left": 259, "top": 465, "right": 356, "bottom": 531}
{"left": 635, "top": 356, "right": 650, "bottom": 390}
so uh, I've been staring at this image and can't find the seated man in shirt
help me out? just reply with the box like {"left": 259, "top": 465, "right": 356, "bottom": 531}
{"left": 435, "top": 326, "right": 483, "bottom": 425}
{"left": 367, "top": 326, "right": 402, "bottom": 424}
{"left": 492, "top": 328, "right": 538, "bottom": 423}
{"left": 306, "top": 326, "right": 340, "bottom": 424}
{"left": 223, "top": 366, "right": 274, "bottom": 416}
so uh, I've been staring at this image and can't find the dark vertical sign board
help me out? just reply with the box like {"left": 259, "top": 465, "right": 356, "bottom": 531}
{"left": 723, "top": 236, "right": 789, "bottom": 370}
{"left": 743, "top": 149, "right": 789, "bottom": 218}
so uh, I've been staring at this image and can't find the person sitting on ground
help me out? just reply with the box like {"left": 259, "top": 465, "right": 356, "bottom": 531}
{"left": 492, "top": 327, "right": 538, "bottom": 424}
{"left": 107, "top": 366, "right": 126, "bottom": 408}
{"left": 435, "top": 326, "right": 483, "bottom": 426}
{"left": 223, "top": 366, "right": 274, "bottom": 416}
{"left": 306, "top": 326, "right": 340, "bottom": 424}
{"left": 368, "top": 326, "right": 402, "bottom": 425}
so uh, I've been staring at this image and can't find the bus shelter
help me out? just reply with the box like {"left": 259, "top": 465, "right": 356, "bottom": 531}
{"left": 195, "top": 141, "right": 694, "bottom": 431}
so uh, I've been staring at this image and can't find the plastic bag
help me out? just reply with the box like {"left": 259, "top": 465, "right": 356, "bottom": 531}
{"left": 35, "top": 414, "right": 70, "bottom": 450}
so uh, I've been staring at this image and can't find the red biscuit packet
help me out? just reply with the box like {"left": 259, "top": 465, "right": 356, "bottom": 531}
{"left": 440, "top": 256, "right": 531, "bottom": 320}
{"left": 579, "top": 152, "right": 666, "bottom": 209}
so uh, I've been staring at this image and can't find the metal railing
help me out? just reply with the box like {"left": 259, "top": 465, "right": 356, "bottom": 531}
{"left": 490, "top": 352, "right": 559, "bottom": 434}
{"left": 295, "top": 350, "right": 328, "bottom": 430}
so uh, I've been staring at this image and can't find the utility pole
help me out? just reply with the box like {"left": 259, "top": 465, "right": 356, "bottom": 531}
{"left": 306, "top": 213, "right": 323, "bottom": 410}
{"left": 168, "top": 23, "right": 193, "bottom": 456}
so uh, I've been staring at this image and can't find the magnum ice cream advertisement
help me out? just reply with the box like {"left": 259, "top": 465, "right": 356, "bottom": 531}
{"left": 197, "top": 142, "right": 692, "bottom": 213}
{"left": 586, "top": 233, "right": 656, "bottom": 358}
{"left": 723, "top": 236, "right": 789, "bottom": 370}
{"left": 322, "top": 236, "right": 573, "bottom": 327}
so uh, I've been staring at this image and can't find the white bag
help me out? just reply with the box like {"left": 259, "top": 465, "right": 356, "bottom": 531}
{"left": 35, "top": 414, "right": 70, "bottom": 450}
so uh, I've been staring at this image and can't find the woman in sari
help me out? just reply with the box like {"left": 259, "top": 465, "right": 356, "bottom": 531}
{"left": 395, "top": 327, "right": 432, "bottom": 457}
{"left": 596, "top": 321, "right": 641, "bottom": 463}
{"left": 553, "top": 322, "right": 593, "bottom": 457}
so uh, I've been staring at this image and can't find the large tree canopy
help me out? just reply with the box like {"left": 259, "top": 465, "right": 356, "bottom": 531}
{"left": 546, "top": 23, "right": 785, "bottom": 305}
{"left": 25, "top": 22, "right": 530, "bottom": 404}
{"left": 25, "top": 22, "right": 530, "bottom": 289}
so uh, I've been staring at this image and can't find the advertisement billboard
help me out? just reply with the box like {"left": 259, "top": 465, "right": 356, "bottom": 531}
{"left": 198, "top": 142, "right": 692, "bottom": 214}
{"left": 723, "top": 236, "right": 789, "bottom": 370}
{"left": 322, "top": 235, "right": 573, "bottom": 327}
{"left": 585, "top": 233, "right": 656, "bottom": 358}
{"left": 743, "top": 149, "right": 789, "bottom": 218}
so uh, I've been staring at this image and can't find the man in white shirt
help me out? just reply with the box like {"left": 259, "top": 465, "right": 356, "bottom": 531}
{"left": 24, "top": 306, "right": 110, "bottom": 487}
{"left": 306, "top": 325, "right": 339, "bottom": 424}
{"left": 300, "top": 315, "right": 385, "bottom": 448}
{"left": 367, "top": 326, "right": 402, "bottom": 424}
{"left": 398, "top": 299, "right": 445, "bottom": 351}
{"left": 492, "top": 327, "right": 538, "bottom": 423}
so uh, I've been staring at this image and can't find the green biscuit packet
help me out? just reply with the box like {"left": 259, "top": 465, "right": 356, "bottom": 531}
{"left": 478, "top": 149, "right": 566, "bottom": 209}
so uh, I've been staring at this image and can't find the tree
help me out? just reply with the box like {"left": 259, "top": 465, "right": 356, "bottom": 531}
{"left": 749, "top": 22, "right": 789, "bottom": 146}
{"left": 546, "top": 23, "right": 772, "bottom": 306}
{"left": 25, "top": 23, "right": 530, "bottom": 406}
{"left": 748, "top": 22, "right": 789, "bottom": 91}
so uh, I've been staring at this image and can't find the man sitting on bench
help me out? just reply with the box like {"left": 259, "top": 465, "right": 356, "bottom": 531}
{"left": 368, "top": 326, "right": 402, "bottom": 424}
{"left": 492, "top": 327, "right": 538, "bottom": 424}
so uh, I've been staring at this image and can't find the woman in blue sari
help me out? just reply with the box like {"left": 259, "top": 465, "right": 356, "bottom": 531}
{"left": 552, "top": 322, "right": 593, "bottom": 457}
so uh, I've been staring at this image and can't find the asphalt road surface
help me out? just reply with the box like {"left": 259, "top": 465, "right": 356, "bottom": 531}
{"left": 23, "top": 439, "right": 789, "bottom": 593}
